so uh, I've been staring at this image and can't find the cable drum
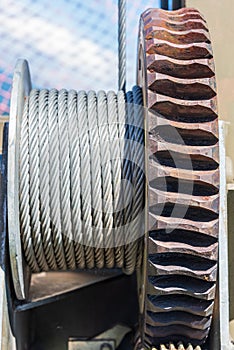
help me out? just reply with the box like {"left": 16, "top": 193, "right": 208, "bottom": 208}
{"left": 18, "top": 85, "right": 145, "bottom": 274}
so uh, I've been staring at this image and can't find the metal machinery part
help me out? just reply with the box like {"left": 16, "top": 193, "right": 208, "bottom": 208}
{"left": 160, "top": 0, "right": 186, "bottom": 10}
{"left": 3, "top": 4, "right": 222, "bottom": 350}
{"left": 137, "top": 7, "right": 219, "bottom": 349}
{"left": 147, "top": 344, "right": 200, "bottom": 350}
{"left": 8, "top": 59, "right": 145, "bottom": 300}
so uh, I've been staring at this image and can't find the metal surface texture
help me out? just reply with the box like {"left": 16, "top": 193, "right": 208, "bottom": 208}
{"left": 137, "top": 7, "right": 219, "bottom": 348}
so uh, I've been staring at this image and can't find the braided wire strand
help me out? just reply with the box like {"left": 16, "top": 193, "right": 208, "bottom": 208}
{"left": 131, "top": 86, "right": 145, "bottom": 269}
{"left": 107, "top": 91, "right": 123, "bottom": 267}
{"left": 122, "top": 93, "right": 132, "bottom": 227}
{"left": 87, "top": 91, "right": 105, "bottom": 268}
{"left": 124, "top": 91, "right": 136, "bottom": 273}
{"left": 58, "top": 89, "right": 76, "bottom": 270}
{"left": 38, "top": 89, "right": 58, "bottom": 270}
{"left": 131, "top": 86, "right": 145, "bottom": 272}
{"left": 28, "top": 89, "right": 49, "bottom": 271}
{"left": 19, "top": 95, "right": 40, "bottom": 272}
{"left": 77, "top": 91, "right": 95, "bottom": 269}
{"left": 116, "top": 90, "right": 127, "bottom": 267}
{"left": 68, "top": 90, "right": 85, "bottom": 268}
{"left": 124, "top": 87, "right": 145, "bottom": 273}
{"left": 118, "top": 0, "right": 126, "bottom": 91}
{"left": 48, "top": 89, "right": 67, "bottom": 270}
{"left": 97, "top": 91, "right": 115, "bottom": 268}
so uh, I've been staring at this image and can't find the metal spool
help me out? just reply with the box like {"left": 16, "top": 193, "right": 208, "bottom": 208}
{"left": 8, "top": 59, "right": 145, "bottom": 300}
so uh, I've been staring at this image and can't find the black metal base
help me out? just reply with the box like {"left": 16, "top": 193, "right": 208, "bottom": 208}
{"left": 15, "top": 274, "right": 138, "bottom": 350}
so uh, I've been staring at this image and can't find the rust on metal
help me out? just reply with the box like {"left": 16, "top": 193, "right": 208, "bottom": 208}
{"left": 138, "top": 7, "right": 219, "bottom": 349}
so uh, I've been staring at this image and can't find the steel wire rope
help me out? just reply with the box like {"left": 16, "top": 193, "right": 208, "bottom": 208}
{"left": 19, "top": 88, "right": 144, "bottom": 272}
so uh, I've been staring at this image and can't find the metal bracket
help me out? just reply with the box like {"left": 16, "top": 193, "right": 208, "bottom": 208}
{"left": 69, "top": 339, "right": 115, "bottom": 350}
{"left": 68, "top": 325, "right": 131, "bottom": 350}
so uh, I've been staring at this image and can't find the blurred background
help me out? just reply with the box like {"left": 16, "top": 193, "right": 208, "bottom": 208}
{"left": 0, "top": 0, "right": 162, "bottom": 117}
{"left": 0, "top": 0, "right": 233, "bottom": 160}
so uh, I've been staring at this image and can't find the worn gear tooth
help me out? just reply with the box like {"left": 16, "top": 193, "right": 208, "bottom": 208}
{"left": 149, "top": 234, "right": 218, "bottom": 260}
{"left": 138, "top": 7, "right": 219, "bottom": 348}
{"left": 147, "top": 55, "right": 214, "bottom": 79}
{"left": 143, "top": 8, "right": 201, "bottom": 18}
{"left": 187, "top": 345, "right": 194, "bottom": 350}
{"left": 149, "top": 185, "right": 219, "bottom": 214}
{"left": 148, "top": 113, "right": 219, "bottom": 139}
{"left": 148, "top": 161, "right": 220, "bottom": 190}
{"left": 146, "top": 294, "right": 214, "bottom": 317}
{"left": 148, "top": 92, "right": 217, "bottom": 123}
{"left": 150, "top": 142, "right": 219, "bottom": 171}
{"left": 164, "top": 8, "right": 201, "bottom": 14}
{"left": 150, "top": 202, "right": 218, "bottom": 224}
{"left": 160, "top": 345, "right": 167, "bottom": 350}
{"left": 148, "top": 275, "right": 216, "bottom": 300}
{"left": 178, "top": 343, "right": 185, "bottom": 350}
{"left": 143, "top": 10, "right": 206, "bottom": 24}
{"left": 145, "top": 27, "right": 210, "bottom": 45}
{"left": 148, "top": 253, "right": 217, "bottom": 281}
{"left": 146, "top": 39, "right": 212, "bottom": 61}
{"left": 150, "top": 124, "right": 218, "bottom": 146}
{"left": 143, "top": 17, "right": 208, "bottom": 33}
{"left": 148, "top": 74, "right": 216, "bottom": 101}
{"left": 149, "top": 214, "right": 219, "bottom": 243}
{"left": 146, "top": 324, "right": 209, "bottom": 341}
{"left": 146, "top": 311, "right": 211, "bottom": 330}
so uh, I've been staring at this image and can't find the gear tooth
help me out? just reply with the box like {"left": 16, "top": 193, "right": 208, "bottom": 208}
{"left": 187, "top": 345, "right": 194, "bottom": 350}
{"left": 160, "top": 345, "right": 167, "bottom": 350}
{"left": 138, "top": 7, "right": 219, "bottom": 348}
{"left": 148, "top": 344, "right": 199, "bottom": 350}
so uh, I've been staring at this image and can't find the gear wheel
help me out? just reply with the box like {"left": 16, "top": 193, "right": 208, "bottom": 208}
{"left": 137, "top": 7, "right": 219, "bottom": 348}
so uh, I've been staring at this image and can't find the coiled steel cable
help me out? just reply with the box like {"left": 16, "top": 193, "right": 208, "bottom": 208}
{"left": 87, "top": 91, "right": 105, "bottom": 268}
{"left": 58, "top": 90, "right": 76, "bottom": 270}
{"left": 97, "top": 91, "right": 115, "bottom": 268}
{"left": 77, "top": 91, "right": 95, "bottom": 269}
{"left": 38, "top": 89, "right": 58, "bottom": 270}
{"left": 68, "top": 90, "right": 85, "bottom": 269}
{"left": 19, "top": 88, "right": 144, "bottom": 273}
{"left": 123, "top": 91, "right": 135, "bottom": 273}
{"left": 48, "top": 89, "right": 67, "bottom": 270}
{"left": 19, "top": 95, "right": 40, "bottom": 272}
{"left": 28, "top": 89, "right": 49, "bottom": 271}
{"left": 107, "top": 91, "right": 124, "bottom": 268}
{"left": 132, "top": 86, "right": 144, "bottom": 269}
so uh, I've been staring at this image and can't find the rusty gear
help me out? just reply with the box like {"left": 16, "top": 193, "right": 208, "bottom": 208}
{"left": 137, "top": 7, "right": 219, "bottom": 348}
